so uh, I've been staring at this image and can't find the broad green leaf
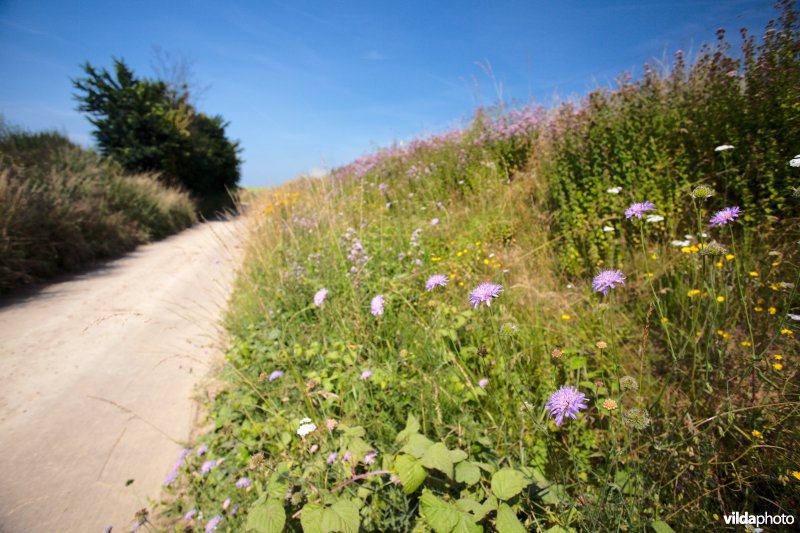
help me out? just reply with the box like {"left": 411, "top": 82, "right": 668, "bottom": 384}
{"left": 539, "top": 483, "right": 568, "bottom": 505}
{"left": 396, "top": 413, "right": 421, "bottom": 443}
{"left": 449, "top": 449, "right": 468, "bottom": 463}
{"left": 320, "top": 499, "right": 360, "bottom": 533}
{"left": 650, "top": 521, "right": 676, "bottom": 533}
{"left": 301, "top": 503, "right": 324, "bottom": 533}
{"left": 455, "top": 461, "right": 481, "bottom": 485}
{"left": 246, "top": 499, "right": 285, "bottom": 533}
{"left": 420, "top": 491, "right": 482, "bottom": 533}
{"left": 339, "top": 425, "right": 366, "bottom": 438}
{"left": 455, "top": 497, "right": 482, "bottom": 514}
{"left": 568, "top": 356, "right": 587, "bottom": 370}
{"left": 475, "top": 495, "right": 498, "bottom": 520}
{"left": 402, "top": 433, "right": 435, "bottom": 459}
{"left": 421, "top": 442, "right": 455, "bottom": 479}
{"left": 394, "top": 454, "right": 428, "bottom": 494}
{"left": 491, "top": 468, "right": 529, "bottom": 501}
{"left": 495, "top": 503, "right": 525, "bottom": 533}
{"left": 267, "top": 464, "right": 290, "bottom": 500}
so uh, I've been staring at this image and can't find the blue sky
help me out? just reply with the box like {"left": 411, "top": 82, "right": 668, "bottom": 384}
{"left": 0, "top": 0, "right": 777, "bottom": 187}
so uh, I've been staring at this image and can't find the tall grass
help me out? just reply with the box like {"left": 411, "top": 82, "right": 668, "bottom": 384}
{"left": 157, "top": 4, "right": 798, "bottom": 533}
{"left": 0, "top": 123, "right": 196, "bottom": 292}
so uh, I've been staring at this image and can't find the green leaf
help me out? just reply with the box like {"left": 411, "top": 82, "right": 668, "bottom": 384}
{"left": 395, "top": 454, "right": 428, "bottom": 495}
{"left": 568, "top": 356, "right": 587, "bottom": 370}
{"left": 650, "top": 521, "right": 676, "bottom": 533}
{"left": 449, "top": 449, "right": 468, "bottom": 463}
{"left": 402, "top": 433, "right": 435, "bottom": 459}
{"left": 421, "top": 442, "right": 456, "bottom": 479}
{"left": 491, "top": 468, "right": 529, "bottom": 501}
{"left": 495, "top": 503, "right": 525, "bottom": 533}
{"left": 539, "top": 483, "right": 568, "bottom": 505}
{"left": 396, "top": 413, "right": 421, "bottom": 443}
{"left": 266, "top": 464, "right": 290, "bottom": 500}
{"left": 246, "top": 499, "right": 285, "bottom": 533}
{"left": 320, "top": 500, "right": 361, "bottom": 533}
{"left": 420, "top": 491, "right": 482, "bottom": 533}
{"left": 455, "top": 461, "right": 481, "bottom": 486}
{"left": 301, "top": 500, "right": 361, "bottom": 533}
{"left": 475, "top": 496, "right": 498, "bottom": 521}
{"left": 339, "top": 425, "right": 366, "bottom": 438}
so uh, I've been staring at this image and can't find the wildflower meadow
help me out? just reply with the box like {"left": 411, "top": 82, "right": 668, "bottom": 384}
{"left": 156, "top": 4, "right": 799, "bottom": 532}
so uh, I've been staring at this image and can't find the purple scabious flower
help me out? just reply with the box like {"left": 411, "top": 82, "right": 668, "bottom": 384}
{"left": 425, "top": 274, "right": 448, "bottom": 291}
{"left": 223, "top": 498, "right": 232, "bottom": 510}
{"left": 342, "top": 451, "right": 352, "bottom": 462}
{"left": 624, "top": 201, "right": 656, "bottom": 220}
{"left": 371, "top": 295, "right": 385, "bottom": 316}
{"left": 546, "top": 386, "right": 589, "bottom": 427}
{"left": 360, "top": 370, "right": 372, "bottom": 381}
{"left": 478, "top": 378, "right": 489, "bottom": 389}
{"left": 268, "top": 370, "right": 284, "bottom": 382}
{"left": 364, "top": 451, "right": 378, "bottom": 464}
{"left": 430, "top": 218, "right": 439, "bottom": 225}
{"left": 235, "top": 477, "right": 251, "bottom": 489}
{"left": 469, "top": 282, "right": 503, "bottom": 308}
{"left": 326, "top": 452, "right": 338, "bottom": 465}
{"left": 205, "top": 516, "right": 223, "bottom": 532}
{"left": 710, "top": 206, "right": 741, "bottom": 227}
{"left": 592, "top": 270, "right": 626, "bottom": 296}
{"left": 313, "top": 288, "right": 328, "bottom": 306}
{"left": 201, "top": 459, "right": 222, "bottom": 476}
{"left": 184, "top": 509, "right": 197, "bottom": 522}
{"left": 196, "top": 444, "right": 208, "bottom": 457}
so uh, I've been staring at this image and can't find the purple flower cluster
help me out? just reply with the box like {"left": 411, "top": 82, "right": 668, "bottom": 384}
{"left": 205, "top": 516, "right": 223, "bottom": 532}
{"left": 268, "top": 370, "right": 284, "bottom": 382}
{"left": 313, "top": 288, "right": 328, "bottom": 306}
{"left": 592, "top": 270, "right": 626, "bottom": 296}
{"left": 469, "top": 283, "right": 503, "bottom": 308}
{"left": 163, "top": 448, "right": 191, "bottom": 486}
{"left": 624, "top": 201, "right": 656, "bottom": 220}
{"left": 425, "top": 274, "right": 449, "bottom": 291}
{"left": 371, "top": 295, "right": 385, "bottom": 316}
{"left": 235, "top": 477, "right": 251, "bottom": 489}
{"left": 545, "top": 386, "right": 589, "bottom": 427}
{"left": 201, "top": 458, "right": 224, "bottom": 476}
{"left": 710, "top": 206, "right": 741, "bottom": 227}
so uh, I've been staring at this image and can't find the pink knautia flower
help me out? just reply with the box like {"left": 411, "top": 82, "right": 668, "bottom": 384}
{"left": 371, "top": 295, "right": 385, "bottom": 316}
{"left": 326, "top": 452, "right": 338, "bottom": 465}
{"left": 710, "top": 206, "right": 741, "bottom": 227}
{"left": 478, "top": 378, "right": 489, "bottom": 389}
{"left": 425, "top": 274, "right": 448, "bottom": 291}
{"left": 469, "top": 282, "right": 503, "bottom": 308}
{"left": 360, "top": 370, "right": 372, "bottom": 380}
{"left": 235, "top": 477, "right": 251, "bottom": 489}
{"left": 546, "top": 385, "right": 589, "bottom": 427}
{"left": 364, "top": 451, "right": 378, "bottom": 464}
{"left": 431, "top": 218, "right": 439, "bottom": 225}
{"left": 592, "top": 270, "right": 626, "bottom": 296}
{"left": 624, "top": 201, "right": 656, "bottom": 220}
{"left": 205, "top": 516, "right": 223, "bottom": 532}
{"left": 313, "top": 288, "right": 328, "bottom": 306}
{"left": 268, "top": 370, "right": 284, "bottom": 382}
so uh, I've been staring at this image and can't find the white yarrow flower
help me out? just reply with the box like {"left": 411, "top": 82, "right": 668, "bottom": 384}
{"left": 645, "top": 214, "right": 664, "bottom": 223}
{"left": 602, "top": 226, "right": 615, "bottom": 232}
{"left": 297, "top": 420, "right": 317, "bottom": 437}
{"left": 606, "top": 186, "right": 622, "bottom": 194}
{"left": 715, "top": 144, "right": 734, "bottom": 152}
{"left": 671, "top": 240, "right": 691, "bottom": 247}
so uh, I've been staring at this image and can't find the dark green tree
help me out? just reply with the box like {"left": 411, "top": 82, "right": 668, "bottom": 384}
{"left": 73, "top": 58, "right": 241, "bottom": 207}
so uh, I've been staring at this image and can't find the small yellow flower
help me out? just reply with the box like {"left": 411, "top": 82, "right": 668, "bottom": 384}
{"left": 561, "top": 314, "right": 571, "bottom": 321}
{"left": 725, "top": 254, "right": 735, "bottom": 261}
{"left": 457, "top": 251, "right": 463, "bottom": 257}
{"left": 681, "top": 247, "right": 692, "bottom": 254}
{"left": 483, "top": 259, "right": 489, "bottom": 264}
{"left": 687, "top": 289, "right": 701, "bottom": 297}
{"left": 432, "top": 257, "right": 441, "bottom": 262}
{"left": 602, "top": 399, "right": 619, "bottom": 411}
{"left": 792, "top": 471, "right": 800, "bottom": 482}
{"left": 751, "top": 430, "right": 763, "bottom": 439}
{"left": 695, "top": 331, "right": 703, "bottom": 337}
{"left": 715, "top": 261, "right": 723, "bottom": 268}
{"left": 754, "top": 306, "right": 763, "bottom": 312}
{"left": 741, "top": 341, "right": 751, "bottom": 347}
{"left": 717, "top": 329, "right": 725, "bottom": 336}
{"left": 660, "top": 317, "right": 669, "bottom": 324}
{"left": 749, "top": 271, "right": 759, "bottom": 277}
{"left": 689, "top": 246, "right": 699, "bottom": 253}
{"left": 772, "top": 261, "right": 781, "bottom": 267}
{"left": 768, "top": 307, "right": 776, "bottom": 315}
{"left": 716, "top": 296, "right": 725, "bottom": 303}
{"left": 474, "top": 241, "right": 481, "bottom": 246}
{"left": 642, "top": 272, "right": 654, "bottom": 278}
{"left": 723, "top": 333, "right": 731, "bottom": 340}
{"left": 713, "top": 514, "right": 719, "bottom": 521}
{"left": 773, "top": 363, "right": 783, "bottom": 371}
{"left": 770, "top": 283, "right": 780, "bottom": 291}
{"left": 651, "top": 254, "right": 657, "bottom": 260}
{"left": 774, "top": 354, "right": 783, "bottom": 361}
{"left": 458, "top": 281, "right": 464, "bottom": 286}
{"left": 449, "top": 274, "right": 457, "bottom": 279}
{"left": 781, "top": 329, "right": 794, "bottom": 335}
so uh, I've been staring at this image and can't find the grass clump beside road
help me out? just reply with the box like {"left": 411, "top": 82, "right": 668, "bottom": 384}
{"left": 159, "top": 5, "right": 798, "bottom": 532}
{"left": 0, "top": 123, "right": 196, "bottom": 292}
